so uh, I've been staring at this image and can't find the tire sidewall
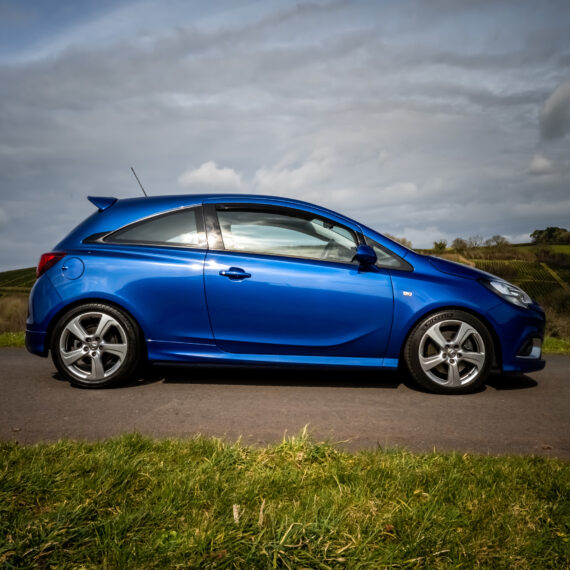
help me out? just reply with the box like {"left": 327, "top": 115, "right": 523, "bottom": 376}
{"left": 405, "top": 310, "right": 494, "bottom": 394}
{"left": 51, "top": 303, "right": 142, "bottom": 388}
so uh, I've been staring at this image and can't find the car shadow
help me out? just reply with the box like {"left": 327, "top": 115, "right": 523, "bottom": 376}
{"left": 140, "top": 364, "right": 409, "bottom": 390}
{"left": 53, "top": 365, "right": 538, "bottom": 393}
{"left": 485, "top": 372, "right": 538, "bottom": 390}
{"left": 150, "top": 365, "right": 539, "bottom": 393}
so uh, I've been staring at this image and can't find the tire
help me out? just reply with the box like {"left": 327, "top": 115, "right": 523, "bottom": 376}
{"left": 51, "top": 303, "right": 142, "bottom": 388}
{"left": 404, "top": 310, "right": 494, "bottom": 394}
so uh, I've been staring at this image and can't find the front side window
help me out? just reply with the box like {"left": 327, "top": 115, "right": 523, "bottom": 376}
{"left": 216, "top": 207, "right": 358, "bottom": 264}
{"left": 105, "top": 207, "right": 206, "bottom": 248}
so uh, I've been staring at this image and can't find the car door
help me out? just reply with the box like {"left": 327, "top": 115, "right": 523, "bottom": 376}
{"left": 203, "top": 202, "right": 394, "bottom": 357}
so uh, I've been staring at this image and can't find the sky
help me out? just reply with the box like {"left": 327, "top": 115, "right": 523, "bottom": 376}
{"left": 0, "top": 0, "right": 569, "bottom": 270}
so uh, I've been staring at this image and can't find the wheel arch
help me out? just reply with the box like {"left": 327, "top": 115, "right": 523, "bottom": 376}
{"left": 45, "top": 297, "right": 148, "bottom": 359}
{"left": 398, "top": 305, "right": 502, "bottom": 370}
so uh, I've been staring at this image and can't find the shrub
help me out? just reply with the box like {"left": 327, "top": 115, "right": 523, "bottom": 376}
{"left": 385, "top": 233, "right": 412, "bottom": 248}
{"left": 0, "top": 294, "right": 28, "bottom": 333}
{"left": 531, "top": 227, "right": 570, "bottom": 244}
{"left": 452, "top": 237, "right": 468, "bottom": 253}
{"left": 433, "top": 240, "right": 447, "bottom": 252}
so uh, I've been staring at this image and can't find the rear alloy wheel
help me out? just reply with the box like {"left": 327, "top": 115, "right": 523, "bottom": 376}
{"left": 51, "top": 303, "right": 142, "bottom": 388}
{"left": 404, "top": 310, "right": 494, "bottom": 394}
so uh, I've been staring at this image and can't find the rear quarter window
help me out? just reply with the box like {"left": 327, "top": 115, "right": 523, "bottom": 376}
{"left": 105, "top": 207, "right": 206, "bottom": 248}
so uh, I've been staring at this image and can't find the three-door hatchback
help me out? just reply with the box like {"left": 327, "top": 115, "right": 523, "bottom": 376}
{"left": 27, "top": 194, "right": 545, "bottom": 393}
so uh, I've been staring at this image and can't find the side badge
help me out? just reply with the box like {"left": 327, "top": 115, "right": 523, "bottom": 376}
{"left": 403, "top": 291, "right": 413, "bottom": 297}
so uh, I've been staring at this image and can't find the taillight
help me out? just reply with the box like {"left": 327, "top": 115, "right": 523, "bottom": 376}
{"left": 37, "top": 252, "right": 66, "bottom": 278}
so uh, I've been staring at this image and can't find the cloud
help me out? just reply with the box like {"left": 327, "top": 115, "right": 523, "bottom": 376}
{"left": 528, "top": 153, "right": 554, "bottom": 176}
{"left": 1, "top": 1, "right": 570, "bottom": 267}
{"left": 178, "top": 161, "right": 243, "bottom": 189}
{"left": 540, "top": 81, "right": 570, "bottom": 140}
{"left": 253, "top": 150, "right": 333, "bottom": 194}
{"left": 399, "top": 226, "right": 450, "bottom": 249}
{"left": 377, "top": 182, "right": 419, "bottom": 204}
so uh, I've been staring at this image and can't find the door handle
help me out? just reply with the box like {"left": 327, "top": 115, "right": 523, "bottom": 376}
{"left": 219, "top": 267, "right": 252, "bottom": 280}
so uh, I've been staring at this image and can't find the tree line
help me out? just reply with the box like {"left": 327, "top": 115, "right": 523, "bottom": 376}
{"left": 385, "top": 227, "right": 570, "bottom": 252}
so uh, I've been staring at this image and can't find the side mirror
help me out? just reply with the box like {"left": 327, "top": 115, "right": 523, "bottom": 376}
{"left": 352, "top": 244, "right": 377, "bottom": 266}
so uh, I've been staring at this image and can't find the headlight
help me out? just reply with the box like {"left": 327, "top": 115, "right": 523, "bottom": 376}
{"left": 481, "top": 279, "right": 533, "bottom": 309}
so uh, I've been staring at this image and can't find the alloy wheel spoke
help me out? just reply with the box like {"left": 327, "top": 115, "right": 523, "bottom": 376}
{"left": 453, "top": 322, "right": 476, "bottom": 348}
{"left": 94, "top": 313, "right": 116, "bottom": 339}
{"left": 65, "top": 317, "right": 88, "bottom": 342}
{"left": 61, "top": 348, "right": 86, "bottom": 366}
{"left": 446, "top": 361, "right": 461, "bottom": 387}
{"left": 102, "top": 343, "right": 127, "bottom": 359}
{"left": 91, "top": 355, "right": 106, "bottom": 379}
{"left": 420, "top": 353, "right": 446, "bottom": 371}
{"left": 426, "top": 324, "right": 448, "bottom": 350}
{"left": 460, "top": 351, "right": 485, "bottom": 368}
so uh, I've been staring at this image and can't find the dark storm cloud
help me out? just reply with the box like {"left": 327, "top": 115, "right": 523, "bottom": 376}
{"left": 1, "top": 0, "right": 570, "bottom": 269}
{"left": 540, "top": 81, "right": 570, "bottom": 140}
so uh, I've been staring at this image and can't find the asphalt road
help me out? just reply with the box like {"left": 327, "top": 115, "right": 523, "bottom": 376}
{"left": 1, "top": 348, "right": 568, "bottom": 458}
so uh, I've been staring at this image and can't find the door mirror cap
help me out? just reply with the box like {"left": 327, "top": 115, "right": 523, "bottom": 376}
{"left": 352, "top": 244, "right": 377, "bottom": 266}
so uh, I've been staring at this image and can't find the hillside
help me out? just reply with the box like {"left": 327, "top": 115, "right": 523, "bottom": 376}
{"left": 0, "top": 267, "right": 35, "bottom": 294}
{"left": 472, "top": 260, "right": 566, "bottom": 299}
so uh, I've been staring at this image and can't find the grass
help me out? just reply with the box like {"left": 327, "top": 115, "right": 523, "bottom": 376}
{"left": 0, "top": 294, "right": 28, "bottom": 334}
{"left": 514, "top": 244, "right": 570, "bottom": 255}
{"left": 473, "top": 260, "right": 566, "bottom": 299}
{"left": 0, "top": 331, "right": 25, "bottom": 347}
{"left": 0, "top": 267, "right": 35, "bottom": 292}
{"left": 543, "top": 337, "right": 570, "bottom": 355}
{"left": 0, "top": 432, "right": 568, "bottom": 568}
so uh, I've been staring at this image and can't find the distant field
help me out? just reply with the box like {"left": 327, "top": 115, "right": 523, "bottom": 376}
{"left": 514, "top": 244, "right": 570, "bottom": 255}
{"left": 0, "top": 267, "right": 35, "bottom": 294}
{"left": 473, "top": 260, "right": 567, "bottom": 299}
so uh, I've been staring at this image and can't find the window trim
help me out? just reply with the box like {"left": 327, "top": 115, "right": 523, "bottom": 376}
{"left": 84, "top": 205, "right": 207, "bottom": 250}
{"left": 207, "top": 203, "right": 362, "bottom": 266}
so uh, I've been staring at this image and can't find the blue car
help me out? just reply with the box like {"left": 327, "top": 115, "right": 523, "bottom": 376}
{"left": 26, "top": 194, "right": 545, "bottom": 394}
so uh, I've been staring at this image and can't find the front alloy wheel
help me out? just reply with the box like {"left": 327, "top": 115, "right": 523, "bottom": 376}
{"left": 405, "top": 310, "right": 494, "bottom": 394}
{"left": 52, "top": 303, "right": 142, "bottom": 388}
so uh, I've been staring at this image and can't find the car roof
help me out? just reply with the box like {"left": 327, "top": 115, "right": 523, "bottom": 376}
{"left": 54, "top": 193, "right": 413, "bottom": 260}
{"left": 109, "top": 193, "right": 345, "bottom": 214}
{"left": 92, "top": 193, "right": 361, "bottom": 229}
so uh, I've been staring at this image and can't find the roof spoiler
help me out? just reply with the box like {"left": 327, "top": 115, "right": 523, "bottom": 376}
{"left": 88, "top": 196, "right": 117, "bottom": 211}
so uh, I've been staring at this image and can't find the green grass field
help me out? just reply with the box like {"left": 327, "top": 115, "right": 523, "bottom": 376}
{"left": 543, "top": 337, "right": 570, "bottom": 354}
{"left": 0, "top": 267, "right": 35, "bottom": 293}
{"left": 514, "top": 244, "right": 570, "bottom": 255}
{"left": 473, "top": 260, "right": 567, "bottom": 299}
{"left": 1, "top": 433, "right": 568, "bottom": 568}
{"left": 0, "top": 331, "right": 25, "bottom": 347}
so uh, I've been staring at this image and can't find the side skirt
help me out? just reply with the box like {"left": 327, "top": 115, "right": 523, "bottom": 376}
{"left": 147, "top": 340, "right": 398, "bottom": 369}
